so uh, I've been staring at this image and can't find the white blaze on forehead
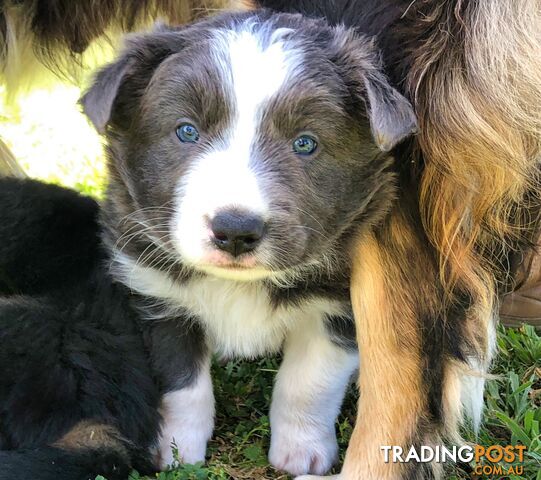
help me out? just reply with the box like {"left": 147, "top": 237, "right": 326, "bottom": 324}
{"left": 173, "top": 25, "right": 298, "bottom": 267}
{"left": 225, "top": 26, "right": 293, "bottom": 147}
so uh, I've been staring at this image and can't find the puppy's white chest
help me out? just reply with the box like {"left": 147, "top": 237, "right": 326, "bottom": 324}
{"left": 112, "top": 255, "right": 341, "bottom": 358}
{"left": 178, "top": 278, "right": 291, "bottom": 358}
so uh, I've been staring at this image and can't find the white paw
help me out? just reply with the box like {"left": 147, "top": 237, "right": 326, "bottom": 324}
{"left": 158, "top": 425, "right": 210, "bottom": 469}
{"left": 269, "top": 422, "right": 338, "bottom": 476}
{"left": 157, "top": 375, "right": 215, "bottom": 470}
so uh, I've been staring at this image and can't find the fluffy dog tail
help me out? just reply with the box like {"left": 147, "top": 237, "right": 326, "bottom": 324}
{"left": 0, "top": 423, "right": 152, "bottom": 480}
{"left": 0, "top": 0, "right": 243, "bottom": 98}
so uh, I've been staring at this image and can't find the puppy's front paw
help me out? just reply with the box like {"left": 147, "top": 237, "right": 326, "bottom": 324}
{"left": 157, "top": 381, "right": 215, "bottom": 470}
{"left": 269, "top": 421, "right": 338, "bottom": 476}
{"left": 158, "top": 426, "right": 209, "bottom": 469}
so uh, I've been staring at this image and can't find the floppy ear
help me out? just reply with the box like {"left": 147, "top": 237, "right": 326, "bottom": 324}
{"left": 362, "top": 71, "right": 418, "bottom": 152}
{"left": 80, "top": 55, "right": 134, "bottom": 134}
{"left": 330, "top": 27, "right": 417, "bottom": 151}
{"left": 80, "top": 29, "right": 179, "bottom": 134}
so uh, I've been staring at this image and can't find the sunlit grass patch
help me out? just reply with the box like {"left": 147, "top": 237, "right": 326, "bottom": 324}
{"left": 1, "top": 85, "right": 106, "bottom": 197}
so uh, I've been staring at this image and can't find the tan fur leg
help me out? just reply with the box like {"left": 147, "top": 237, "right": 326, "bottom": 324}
{"left": 316, "top": 211, "right": 494, "bottom": 480}
{"left": 341, "top": 231, "right": 428, "bottom": 480}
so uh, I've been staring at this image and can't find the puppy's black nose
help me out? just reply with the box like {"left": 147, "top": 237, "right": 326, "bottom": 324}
{"left": 211, "top": 210, "right": 265, "bottom": 257}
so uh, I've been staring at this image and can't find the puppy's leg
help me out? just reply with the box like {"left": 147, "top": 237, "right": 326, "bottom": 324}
{"left": 269, "top": 312, "right": 358, "bottom": 477}
{"left": 144, "top": 314, "right": 214, "bottom": 469}
{"left": 157, "top": 357, "right": 214, "bottom": 468}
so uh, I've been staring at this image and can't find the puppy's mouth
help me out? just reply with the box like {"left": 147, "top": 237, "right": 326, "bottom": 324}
{"left": 196, "top": 250, "right": 274, "bottom": 281}
{"left": 200, "top": 250, "right": 259, "bottom": 268}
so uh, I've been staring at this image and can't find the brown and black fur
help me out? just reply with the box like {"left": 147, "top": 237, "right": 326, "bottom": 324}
{"left": 0, "top": 0, "right": 244, "bottom": 177}
{"left": 257, "top": 1, "right": 541, "bottom": 479}
{"left": 0, "top": 0, "right": 243, "bottom": 90}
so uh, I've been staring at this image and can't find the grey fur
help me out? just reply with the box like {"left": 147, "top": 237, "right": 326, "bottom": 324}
{"left": 81, "top": 9, "right": 416, "bottom": 342}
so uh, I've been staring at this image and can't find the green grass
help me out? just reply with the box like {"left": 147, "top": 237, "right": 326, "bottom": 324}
{"left": 2, "top": 86, "right": 540, "bottom": 480}
{"left": 129, "top": 325, "right": 540, "bottom": 480}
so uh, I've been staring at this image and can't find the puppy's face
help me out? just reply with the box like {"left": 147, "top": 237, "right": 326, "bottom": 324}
{"left": 83, "top": 12, "right": 416, "bottom": 282}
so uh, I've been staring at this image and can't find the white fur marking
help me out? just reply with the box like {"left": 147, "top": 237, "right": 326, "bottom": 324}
{"left": 158, "top": 360, "right": 215, "bottom": 468}
{"left": 459, "top": 315, "right": 497, "bottom": 432}
{"left": 172, "top": 27, "right": 299, "bottom": 268}
{"left": 295, "top": 475, "right": 342, "bottom": 480}
{"left": 113, "top": 252, "right": 346, "bottom": 358}
{"left": 269, "top": 316, "right": 359, "bottom": 476}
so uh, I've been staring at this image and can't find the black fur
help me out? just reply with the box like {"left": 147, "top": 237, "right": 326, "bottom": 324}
{"left": 324, "top": 314, "right": 357, "bottom": 351}
{"left": 0, "top": 178, "right": 100, "bottom": 295}
{"left": 0, "top": 178, "right": 162, "bottom": 479}
{"left": 0, "top": 446, "right": 134, "bottom": 480}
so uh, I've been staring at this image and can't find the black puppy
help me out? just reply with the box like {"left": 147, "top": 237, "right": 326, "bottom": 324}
{"left": 0, "top": 178, "right": 161, "bottom": 479}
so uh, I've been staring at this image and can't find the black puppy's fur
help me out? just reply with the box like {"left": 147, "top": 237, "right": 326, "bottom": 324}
{"left": 0, "top": 178, "right": 161, "bottom": 480}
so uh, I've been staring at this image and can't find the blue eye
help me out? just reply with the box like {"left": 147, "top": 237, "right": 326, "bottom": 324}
{"left": 176, "top": 123, "right": 200, "bottom": 143}
{"left": 293, "top": 135, "right": 318, "bottom": 155}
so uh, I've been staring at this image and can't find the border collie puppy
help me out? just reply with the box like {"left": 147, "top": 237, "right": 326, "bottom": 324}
{"left": 82, "top": 10, "right": 415, "bottom": 474}
{"left": 0, "top": 10, "right": 416, "bottom": 479}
